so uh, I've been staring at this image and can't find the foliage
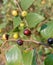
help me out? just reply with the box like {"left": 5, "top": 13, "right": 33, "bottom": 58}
{"left": 0, "top": 0, "right": 53, "bottom": 65}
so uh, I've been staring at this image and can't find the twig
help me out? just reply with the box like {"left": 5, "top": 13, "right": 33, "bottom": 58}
{"left": 0, "top": 38, "right": 50, "bottom": 48}
{"left": 1, "top": 41, "right": 8, "bottom": 48}
{"left": 15, "top": 0, "right": 29, "bottom": 27}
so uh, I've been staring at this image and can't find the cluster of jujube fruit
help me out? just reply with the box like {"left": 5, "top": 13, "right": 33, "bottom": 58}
{"left": 2, "top": 29, "right": 31, "bottom": 46}
{"left": 0, "top": 9, "right": 32, "bottom": 46}
{"left": 0, "top": 8, "right": 53, "bottom": 46}
{"left": 2, "top": 28, "right": 53, "bottom": 46}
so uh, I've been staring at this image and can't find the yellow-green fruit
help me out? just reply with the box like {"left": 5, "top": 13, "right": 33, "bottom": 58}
{"left": 41, "top": 0, "right": 46, "bottom": 4}
{"left": 13, "top": 33, "right": 19, "bottom": 39}
{"left": 24, "top": 50, "right": 28, "bottom": 53}
{"left": 21, "top": 11, "right": 27, "bottom": 17}
{"left": 20, "top": 22, "right": 25, "bottom": 27}
{"left": 12, "top": 10, "right": 18, "bottom": 16}
{"left": 0, "top": 29, "right": 2, "bottom": 33}
{"left": 2, "top": 34, "right": 9, "bottom": 40}
{"left": 2, "top": 34, "right": 6, "bottom": 40}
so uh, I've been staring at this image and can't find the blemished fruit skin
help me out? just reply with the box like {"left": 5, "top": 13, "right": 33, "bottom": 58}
{"left": 2, "top": 34, "right": 9, "bottom": 40}
{"left": 48, "top": 38, "right": 53, "bottom": 45}
{"left": 21, "top": 11, "right": 27, "bottom": 17}
{"left": 12, "top": 10, "right": 18, "bottom": 16}
{"left": 13, "top": 33, "right": 19, "bottom": 39}
{"left": 24, "top": 29, "right": 31, "bottom": 36}
{"left": 17, "top": 39, "right": 23, "bottom": 46}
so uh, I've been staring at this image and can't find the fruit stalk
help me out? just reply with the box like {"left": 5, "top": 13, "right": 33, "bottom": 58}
{"left": 15, "top": 0, "right": 29, "bottom": 27}
{"left": 1, "top": 38, "right": 50, "bottom": 48}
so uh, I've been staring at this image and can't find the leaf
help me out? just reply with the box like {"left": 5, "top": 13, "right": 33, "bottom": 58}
{"left": 26, "top": 13, "right": 45, "bottom": 28}
{"left": 22, "top": 49, "right": 34, "bottom": 65}
{"left": 32, "top": 49, "right": 37, "bottom": 65}
{"left": 20, "top": 0, "right": 34, "bottom": 10}
{"left": 31, "top": 34, "right": 41, "bottom": 42}
{"left": 13, "top": 17, "right": 22, "bottom": 29}
{"left": 3, "top": 0, "right": 8, "bottom": 5}
{"left": 50, "top": 0, "right": 53, "bottom": 4}
{"left": 22, "top": 49, "right": 37, "bottom": 65}
{"left": 0, "top": 22, "right": 8, "bottom": 29}
{"left": 40, "top": 21, "right": 53, "bottom": 39}
{"left": 44, "top": 54, "right": 53, "bottom": 65}
{"left": 5, "top": 45, "right": 23, "bottom": 65}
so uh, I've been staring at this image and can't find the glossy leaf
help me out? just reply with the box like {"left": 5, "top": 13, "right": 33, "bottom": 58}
{"left": 5, "top": 45, "right": 23, "bottom": 65}
{"left": 20, "top": 0, "right": 34, "bottom": 10}
{"left": 40, "top": 21, "right": 53, "bottom": 39}
{"left": 13, "top": 17, "right": 22, "bottom": 29}
{"left": 44, "top": 54, "right": 53, "bottom": 65}
{"left": 32, "top": 49, "right": 37, "bottom": 65}
{"left": 22, "top": 49, "right": 37, "bottom": 65}
{"left": 0, "top": 22, "right": 8, "bottom": 29}
{"left": 26, "top": 13, "right": 44, "bottom": 28}
{"left": 22, "top": 49, "right": 34, "bottom": 65}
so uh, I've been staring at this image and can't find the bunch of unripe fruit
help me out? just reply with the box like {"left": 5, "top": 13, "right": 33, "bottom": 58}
{"left": 2, "top": 28, "right": 53, "bottom": 46}
{"left": 11, "top": 10, "right": 27, "bottom": 17}
{"left": 2, "top": 29, "right": 31, "bottom": 46}
{"left": 0, "top": 10, "right": 30, "bottom": 46}
{"left": 11, "top": 9, "right": 31, "bottom": 45}
{"left": 1, "top": 9, "right": 53, "bottom": 46}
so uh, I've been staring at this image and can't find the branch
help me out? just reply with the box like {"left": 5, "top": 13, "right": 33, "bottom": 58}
{"left": 0, "top": 38, "right": 50, "bottom": 48}
{"left": 15, "top": 0, "right": 29, "bottom": 27}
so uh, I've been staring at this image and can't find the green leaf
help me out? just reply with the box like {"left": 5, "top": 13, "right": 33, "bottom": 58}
{"left": 13, "top": 17, "right": 22, "bottom": 29}
{"left": 22, "top": 49, "right": 37, "bottom": 65}
{"left": 44, "top": 54, "right": 53, "bottom": 65}
{"left": 5, "top": 45, "right": 23, "bottom": 65}
{"left": 22, "top": 49, "right": 34, "bottom": 65}
{"left": 0, "top": 22, "right": 8, "bottom": 29}
{"left": 44, "top": 48, "right": 51, "bottom": 55}
{"left": 50, "top": 0, "right": 53, "bottom": 4}
{"left": 3, "top": 0, "right": 8, "bottom": 5}
{"left": 26, "top": 13, "right": 45, "bottom": 28}
{"left": 31, "top": 34, "right": 41, "bottom": 42}
{"left": 40, "top": 21, "right": 53, "bottom": 39}
{"left": 20, "top": 0, "right": 34, "bottom": 10}
{"left": 32, "top": 49, "right": 37, "bottom": 65}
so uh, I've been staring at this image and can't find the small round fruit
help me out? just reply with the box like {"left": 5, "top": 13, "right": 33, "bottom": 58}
{"left": 41, "top": 0, "right": 46, "bottom": 4}
{"left": 12, "top": 10, "right": 18, "bottom": 16}
{"left": 2, "top": 34, "right": 9, "bottom": 40}
{"left": 0, "top": 29, "right": 2, "bottom": 33}
{"left": 21, "top": 11, "right": 27, "bottom": 17}
{"left": 13, "top": 32, "right": 19, "bottom": 39}
{"left": 24, "top": 29, "right": 31, "bottom": 36}
{"left": 20, "top": 22, "right": 25, "bottom": 27}
{"left": 48, "top": 38, "right": 53, "bottom": 45}
{"left": 24, "top": 50, "right": 28, "bottom": 53}
{"left": 17, "top": 39, "right": 23, "bottom": 46}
